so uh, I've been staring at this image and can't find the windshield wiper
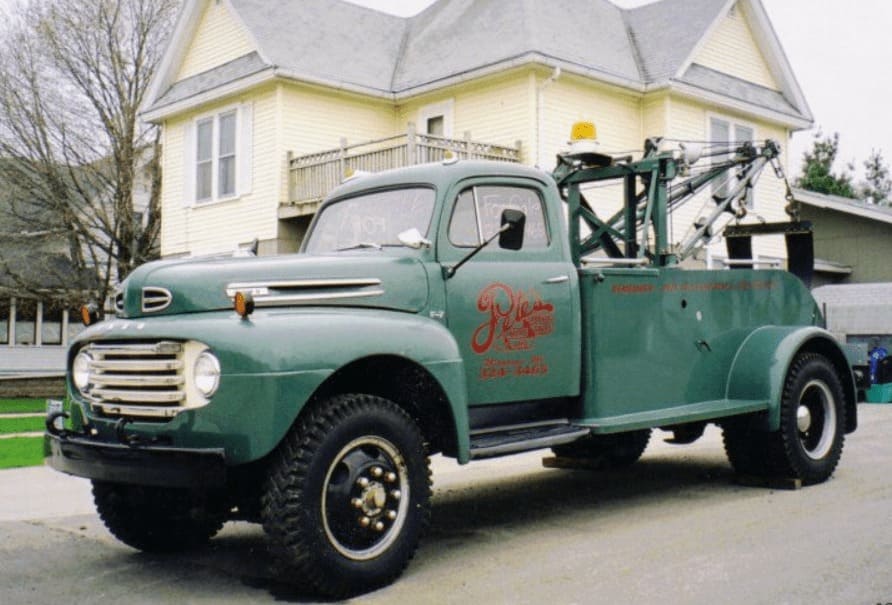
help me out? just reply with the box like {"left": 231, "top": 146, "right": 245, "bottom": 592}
{"left": 336, "top": 242, "right": 383, "bottom": 252}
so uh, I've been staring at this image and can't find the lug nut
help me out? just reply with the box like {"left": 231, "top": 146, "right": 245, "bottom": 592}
{"left": 371, "top": 466, "right": 383, "bottom": 478}
{"left": 386, "top": 510, "right": 397, "bottom": 521}
{"left": 359, "top": 516, "right": 371, "bottom": 528}
{"left": 390, "top": 489, "right": 401, "bottom": 501}
{"left": 356, "top": 477, "right": 370, "bottom": 488}
{"left": 351, "top": 498, "right": 363, "bottom": 509}
{"left": 385, "top": 472, "right": 397, "bottom": 483}
{"left": 374, "top": 521, "right": 385, "bottom": 532}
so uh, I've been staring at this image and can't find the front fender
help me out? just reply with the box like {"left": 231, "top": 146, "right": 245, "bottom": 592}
{"left": 726, "top": 325, "right": 855, "bottom": 431}
{"left": 69, "top": 309, "right": 469, "bottom": 465}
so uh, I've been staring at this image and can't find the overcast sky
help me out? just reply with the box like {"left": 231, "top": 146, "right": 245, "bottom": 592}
{"left": 349, "top": 0, "right": 891, "bottom": 181}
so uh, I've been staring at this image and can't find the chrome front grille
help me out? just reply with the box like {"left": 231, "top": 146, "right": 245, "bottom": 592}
{"left": 81, "top": 341, "right": 186, "bottom": 419}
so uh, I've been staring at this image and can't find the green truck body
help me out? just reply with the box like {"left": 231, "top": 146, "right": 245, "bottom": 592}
{"left": 47, "top": 145, "right": 857, "bottom": 597}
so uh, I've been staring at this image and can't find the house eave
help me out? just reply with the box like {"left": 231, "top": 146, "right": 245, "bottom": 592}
{"left": 668, "top": 80, "right": 812, "bottom": 130}
{"left": 390, "top": 52, "right": 646, "bottom": 100}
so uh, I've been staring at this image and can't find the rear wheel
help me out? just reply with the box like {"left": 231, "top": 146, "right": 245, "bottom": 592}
{"left": 770, "top": 353, "right": 846, "bottom": 484}
{"left": 262, "top": 394, "right": 431, "bottom": 598}
{"left": 92, "top": 482, "right": 224, "bottom": 552}
{"left": 551, "top": 429, "right": 651, "bottom": 469}
{"left": 723, "top": 353, "right": 846, "bottom": 485}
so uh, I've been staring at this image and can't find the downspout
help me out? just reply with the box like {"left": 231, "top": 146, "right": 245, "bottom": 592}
{"left": 536, "top": 66, "right": 561, "bottom": 169}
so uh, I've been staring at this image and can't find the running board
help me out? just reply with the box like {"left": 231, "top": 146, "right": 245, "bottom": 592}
{"left": 469, "top": 422, "right": 590, "bottom": 460}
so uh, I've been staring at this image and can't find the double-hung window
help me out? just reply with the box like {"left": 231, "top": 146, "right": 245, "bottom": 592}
{"left": 187, "top": 104, "right": 252, "bottom": 205}
{"left": 710, "top": 116, "right": 755, "bottom": 208}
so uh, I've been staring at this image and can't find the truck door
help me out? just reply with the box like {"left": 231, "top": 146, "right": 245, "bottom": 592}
{"left": 439, "top": 181, "right": 580, "bottom": 406}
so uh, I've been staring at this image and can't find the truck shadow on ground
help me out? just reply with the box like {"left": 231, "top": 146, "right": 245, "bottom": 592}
{"left": 123, "top": 451, "right": 749, "bottom": 602}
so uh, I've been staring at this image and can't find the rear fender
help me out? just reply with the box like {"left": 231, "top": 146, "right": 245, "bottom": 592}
{"left": 726, "top": 326, "right": 856, "bottom": 432}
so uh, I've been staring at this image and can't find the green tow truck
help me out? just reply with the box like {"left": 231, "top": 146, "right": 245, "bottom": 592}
{"left": 48, "top": 124, "right": 857, "bottom": 597}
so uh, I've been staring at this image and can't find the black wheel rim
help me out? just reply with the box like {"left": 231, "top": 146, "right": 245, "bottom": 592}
{"left": 321, "top": 436, "right": 410, "bottom": 560}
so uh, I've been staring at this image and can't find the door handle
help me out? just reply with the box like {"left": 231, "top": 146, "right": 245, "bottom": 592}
{"left": 544, "top": 275, "right": 569, "bottom": 284}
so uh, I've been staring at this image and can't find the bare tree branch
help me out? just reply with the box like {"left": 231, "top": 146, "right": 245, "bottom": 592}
{"left": 0, "top": 0, "right": 177, "bottom": 306}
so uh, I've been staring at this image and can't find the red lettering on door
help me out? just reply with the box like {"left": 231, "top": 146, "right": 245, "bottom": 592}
{"left": 471, "top": 283, "right": 554, "bottom": 354}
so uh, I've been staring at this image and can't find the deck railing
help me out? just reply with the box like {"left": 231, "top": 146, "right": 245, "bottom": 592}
{"left": 284, "top": 124, "right": 521, "bottom": 214}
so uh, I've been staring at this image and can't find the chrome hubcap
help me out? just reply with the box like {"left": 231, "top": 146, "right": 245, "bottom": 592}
{"left": 796, "top": 405, "right": 812, "bottom": 432}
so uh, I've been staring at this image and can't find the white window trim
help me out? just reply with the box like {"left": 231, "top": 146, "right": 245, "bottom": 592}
{"left": 183, "top": 102, "right": 253, "bottom": 207}
{"left": 417, "top": 99, "right": 454, "bottom": 138}
{"left": 707, "top": 112, "right": 758, "bottom": 209}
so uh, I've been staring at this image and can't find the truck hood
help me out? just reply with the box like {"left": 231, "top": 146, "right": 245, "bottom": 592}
{"left": 116, "top": 254, "right": 430, "bottom": 318}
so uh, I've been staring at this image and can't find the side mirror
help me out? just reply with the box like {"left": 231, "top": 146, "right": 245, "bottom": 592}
{"left": 397, "top": 228, "right": 432, "bottom": 249}
{"left": 499, "top": 209, "right": 526, "bottom": 251}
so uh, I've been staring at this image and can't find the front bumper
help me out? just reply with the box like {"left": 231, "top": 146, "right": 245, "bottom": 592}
{"left": 47, "top": 432, "right": 227, "bottom": 488}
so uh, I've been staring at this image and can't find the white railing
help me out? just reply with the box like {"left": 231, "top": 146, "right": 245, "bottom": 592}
{"left": 286, "top": 124, "right": 522, "bottom": 210}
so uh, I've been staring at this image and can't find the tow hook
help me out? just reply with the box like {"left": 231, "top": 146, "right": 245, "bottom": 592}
{"left": 114, "top": 417, "right": 170, "bottom": 447}
{"left": 45, "top": 412, "right": 70, "bottom": 438}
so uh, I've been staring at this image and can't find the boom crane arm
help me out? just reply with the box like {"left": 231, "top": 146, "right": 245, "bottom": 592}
{"left": 552, "top": 127, "right": 786, "bottom": 269}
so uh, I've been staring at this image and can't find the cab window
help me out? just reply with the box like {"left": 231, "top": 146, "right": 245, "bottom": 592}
{"left": 448, "top": 186, "right": 549, "bottom": 249}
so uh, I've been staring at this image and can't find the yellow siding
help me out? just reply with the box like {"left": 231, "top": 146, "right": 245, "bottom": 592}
{"left": 642, "top": 95, "right": 669, "bottom": 141}
{"left": 694, "top": 3, "right": 778, "bottom": 90}
{"left": 177, "top": 1, "right": 256, "bottom": 80}
{"left": 160, "top": 87, "right": 280, "bottom": 257}
{"left": 397, "top": 71, "right": 533, "bottom": 163}
{"left": 279, "top": 83, "right": 397, "bottom": 203}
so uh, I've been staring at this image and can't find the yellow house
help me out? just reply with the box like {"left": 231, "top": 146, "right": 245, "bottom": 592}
{"left": 142, "top": 0, "right": 812, "bottom": 264}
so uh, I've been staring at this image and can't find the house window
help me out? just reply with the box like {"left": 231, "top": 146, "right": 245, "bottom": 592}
{"left": 0, "top": 297, "right": 8, "bottom": 345}
{"left": 218, "top": 111, "right": 237, "bottom": 196}
{"left": 426, "top": 115, "right": 445, "bottom": 137}
{"left": 190, "top": 105, "right": 252, "bottom": 204}
{"left": 710, "top": 116, "right": 756, "bottom": 208}
{"left": 196, "top": 118, "right": 214, "bottom": 201}
{"left": 41, "top": 301, "right": 64, "bottom": 345}
{"left": 15, "top": 298, "right": 36, "bottom": 346}
{"left": 418, "top": 100, "right": 454, "bottom": 138}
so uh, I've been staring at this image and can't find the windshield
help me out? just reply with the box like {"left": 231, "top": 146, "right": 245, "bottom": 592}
{"left": 305, "top": 187, "right": 436, "bottom": 254}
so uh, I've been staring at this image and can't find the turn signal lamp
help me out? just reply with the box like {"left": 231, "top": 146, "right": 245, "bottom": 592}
{"left": 80, "top": 303, "right": 100, "bottom": 326}
{"left": 234, "top": 291, "right": 255, "bottom": 319}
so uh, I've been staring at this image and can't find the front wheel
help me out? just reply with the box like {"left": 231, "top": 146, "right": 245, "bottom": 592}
{"left": 92, "top": 482, "right": 225, "bottom": 552}
{"left": 262, "top": 394, "right": 431, "bottom": 598}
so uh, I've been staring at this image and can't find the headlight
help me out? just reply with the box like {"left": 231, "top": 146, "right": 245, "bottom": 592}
{"left": 193, "top": 350, "right": 221, "bottom": 398}
{"left": 72, "top": 351, "right": 92, "bottom": 391}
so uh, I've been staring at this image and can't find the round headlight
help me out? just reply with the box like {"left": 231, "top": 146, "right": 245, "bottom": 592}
{"left": 72, "top": 351, "right": 92, "bottom": 391}
{"left": 193, "top": 351, "right": 221, "bottom": 398}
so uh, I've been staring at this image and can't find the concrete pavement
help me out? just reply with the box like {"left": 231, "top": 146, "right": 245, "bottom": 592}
{"left": 2, "top": 404, "right": 891, "bottom": 604}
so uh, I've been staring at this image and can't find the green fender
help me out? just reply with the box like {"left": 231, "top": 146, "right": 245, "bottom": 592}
{"left": 215, "top": 308, "right": 471, "bottom": 463}
{"left": 69, "top": 309, "right": 470, "bottom": 465}
{"left": 725, "top": 325, "right": 856, "bottom": 432}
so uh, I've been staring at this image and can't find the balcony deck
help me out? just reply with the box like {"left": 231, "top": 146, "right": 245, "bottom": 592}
{"left": 282, "top": 126, "right": 521, "bottom": 218}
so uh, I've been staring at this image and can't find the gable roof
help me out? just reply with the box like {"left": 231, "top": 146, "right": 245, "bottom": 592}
{"left": 144, "top": 0, "right": 811, "bottom": 129}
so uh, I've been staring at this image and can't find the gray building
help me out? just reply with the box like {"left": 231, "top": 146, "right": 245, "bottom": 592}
{"left": 795, "top": 187, "right": 892, "bottom": 286}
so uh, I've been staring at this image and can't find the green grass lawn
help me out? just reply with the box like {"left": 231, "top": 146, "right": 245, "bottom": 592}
{"left": 0, "top": 399, "right": 53, "bottom": 469}
{"left": 0, "top": 398, "right": 48, "bottom": 414}
{"left": 0, "top": 416, "right": 45, "bottom": 434}
{"left": 0, "top": 437, "right": 44, "bottom": 470}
